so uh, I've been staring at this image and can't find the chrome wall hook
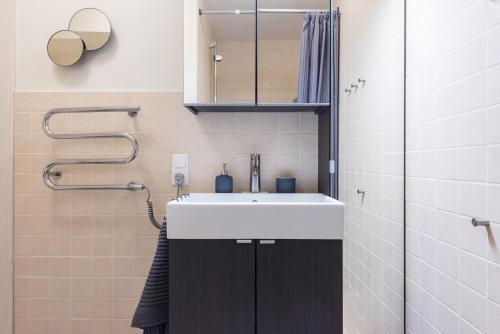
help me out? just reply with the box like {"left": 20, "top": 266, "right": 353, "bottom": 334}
{"left": 358, "top": 78, "right": 366, "bottom": 85}
{"left": 357, "top": 189, "right": 366, "bottom": 200}
{"left": 351, "top": 84, "right": 359, "bottom": 89}
{"left": 345, "top": 88, "right": 352, "bottom": 93}
{"left": 471, "top": 218, "right": 490, "bottom": 227}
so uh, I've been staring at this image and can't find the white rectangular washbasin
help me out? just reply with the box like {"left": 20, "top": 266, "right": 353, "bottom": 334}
{"left": 166, "top": 193, "right": 344, "bottom": 240}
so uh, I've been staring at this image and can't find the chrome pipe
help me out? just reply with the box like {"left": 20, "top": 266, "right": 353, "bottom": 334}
{"left": 471, "top": 218, "right": 490, "bottom": 227}
{"left": 209, "top": 42, "right": 219, "bottom": 103}
{"left": 199, "top": 8, "right": 330, "bottom": 15}
{"left": 259, "top": 9, "right": 329, "bottom": 13}
{"left": 42, "top": 106, "right": 144, "bottom": 191}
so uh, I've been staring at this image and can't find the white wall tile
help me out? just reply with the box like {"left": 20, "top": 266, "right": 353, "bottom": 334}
{"left": 459, "top": 285, "right": 487, "bottom": 333}
{"left": 458, "top": 182, "right": 488, "bottom": 219}
{"left": 437, "top": 303, "right": 460, "bottom": 334}
{"left": 488, "top": 263, "right": 500, "bottom": 305}
{"left": 488, "top": 0, "right": 500, "bottom": 28}
{"left": 407, "top": 2, "right": 500, "bottom": 333}
{"left": 437, "top": 271, "right": 460, "bottom": 312}
{"left": 458, "top": 147, "right": 488, "bottom": 182}
{"left": 488, "top": 185, "right": 500, "bottom": 223}
{"left": 487, "top": 301, "right": 500, "bottom": 334}
{"left": 459, "top": 0, "right": 488, "bottom": 44}
{"left": 437, "top": 242, "right": 460, "bottom": 279}
{"left": 487, "top": 25, "right": 500, "bottom": 68}
{"left": 487, "top": 65, "right": 500, "bottom": 107}
{"left": 488, "top": 106, "right": 500, "bottom": 144}
{"left": 487, "top": 146, "right": 500, "bottom": 183}
{"left": 459, "top": 110, "right": 487, "bottom": 146}
{"left": 459, "top": 251, "right": 487, "bottom": 296}
{"left": 459, "top": 73, "right": 487, "bottom": 113}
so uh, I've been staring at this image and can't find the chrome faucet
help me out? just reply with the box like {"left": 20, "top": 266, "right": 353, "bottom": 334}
{"left": 250, "top": 153, "right": 261, "bottom": 193}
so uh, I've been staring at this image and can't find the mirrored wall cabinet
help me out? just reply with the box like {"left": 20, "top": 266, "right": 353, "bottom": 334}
{"left": 184, "top": 0, "right": 336, "bottom": 114}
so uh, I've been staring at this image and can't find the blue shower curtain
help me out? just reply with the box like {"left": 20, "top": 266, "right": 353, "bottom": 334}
{"left": 297, "top": 12, "right": 330, "bottom": 103}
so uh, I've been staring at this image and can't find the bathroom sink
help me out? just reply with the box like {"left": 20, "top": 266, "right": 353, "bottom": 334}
{"left": 166, "top": 193, "right": 344, "bottom": 240}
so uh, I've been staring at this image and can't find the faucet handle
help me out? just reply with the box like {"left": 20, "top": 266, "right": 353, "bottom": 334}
{"left": 251, "top": 153, "right": 260, "bottom": 167}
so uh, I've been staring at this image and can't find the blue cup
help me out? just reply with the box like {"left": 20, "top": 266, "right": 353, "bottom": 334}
{"left": 276, "top": 177, "right": 296, "bottom": 193}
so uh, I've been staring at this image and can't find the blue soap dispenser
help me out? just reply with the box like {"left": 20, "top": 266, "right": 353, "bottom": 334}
{"left": 215, "top": 163, "right": 233, "bottom": 193}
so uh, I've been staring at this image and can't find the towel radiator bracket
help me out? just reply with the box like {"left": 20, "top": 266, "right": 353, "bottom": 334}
{"left": 47, "top": 170, "right": 63, "bottom": 178}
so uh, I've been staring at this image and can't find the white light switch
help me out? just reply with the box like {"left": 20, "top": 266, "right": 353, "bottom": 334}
{"left": 172, "top": 154, "right": 189, "bottom": 185}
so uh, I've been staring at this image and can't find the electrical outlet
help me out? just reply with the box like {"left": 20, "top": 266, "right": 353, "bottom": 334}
{"left": 171, "top": 154, "right": 189, "bottom": 185}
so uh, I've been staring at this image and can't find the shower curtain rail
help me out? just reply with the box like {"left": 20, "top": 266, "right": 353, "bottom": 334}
{"left": 41, "top": 106, "right": 146, "bottom": 191}
{"left": 199, "top": 8, "right": 331, "bottom": 15}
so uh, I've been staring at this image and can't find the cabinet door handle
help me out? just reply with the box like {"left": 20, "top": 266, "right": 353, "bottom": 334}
{"left": 259, "top": 240, "right": 275, "bottom": 245}
{"left": 236, "top": 239, "right": 252, "bottom": 244}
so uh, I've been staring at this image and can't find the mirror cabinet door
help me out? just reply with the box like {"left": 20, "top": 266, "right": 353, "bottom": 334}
{"left": 257, "top": 0, "right": 331, "bottom": 104}
{"left": 194, "top": 0, "right": 256, "bottom": 104}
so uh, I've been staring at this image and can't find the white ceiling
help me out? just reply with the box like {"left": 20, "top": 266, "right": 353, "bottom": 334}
{"left": 199, "top": 0, "right": 329, "bottom": 41}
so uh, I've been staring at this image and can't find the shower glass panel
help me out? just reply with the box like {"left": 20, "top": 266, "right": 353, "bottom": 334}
{"left": 337, "top": 0, "right": 405, "bottom": 333}
{"left": 257, "top": 0, "right": 331, "bottom": 104}
{"left": 197, "top": 0, "right": 255, "bottom": 104}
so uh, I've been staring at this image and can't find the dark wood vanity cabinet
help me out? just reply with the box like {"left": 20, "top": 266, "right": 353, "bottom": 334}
{"left": 256, "top": 240, "right": 343, "bottom": 334}
{"left": 169, "top": 239, "right": 342, "bottom": 334}
{"left": 169, "top": 240, "right": 256, "bottom": 334}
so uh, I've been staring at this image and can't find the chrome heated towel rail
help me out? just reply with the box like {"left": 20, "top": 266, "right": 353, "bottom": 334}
{"left": 42, "top": 106, "right": 145, "bottom": 191}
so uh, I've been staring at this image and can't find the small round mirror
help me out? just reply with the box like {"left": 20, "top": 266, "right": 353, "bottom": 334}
{"left": 69, "top": 8, "right": 111, "bottom": 51}
{"left": 47, "top": 30, "right": 85, "bottom": 66}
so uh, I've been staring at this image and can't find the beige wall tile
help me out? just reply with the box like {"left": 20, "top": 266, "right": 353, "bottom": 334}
{"left": 51, "top": 278, "right": 71, "bottom": 298}
{"left": 71, "top": 278, "right": 93, "bottom": 298}
{"left": 30, "top": 318, "right": 51, "bottom": 334}
{"left": 93, "top": 278, "right": 113, "bottom": 298}
{"left": 92, "top": 258, "right": 113, "bottom": 277}
{"left": 51, "top": 298, "right": 72, "bottom": 318}
{"left": 14, "top": 298, "right": 31, "bottom": 318}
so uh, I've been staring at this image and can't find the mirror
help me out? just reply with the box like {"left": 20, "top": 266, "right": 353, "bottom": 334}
{"left": 184, "top": 0, "right": 332, "bottom": 108}
{"left": 185, "top": 0, "right": 256, "bottom": 104}
{"left": 69, "top": 8, "right": 111, "bottom": 50}
{"left": 47, "top": 30, "right": 85, "bottom": 66}
{"left": 257, "top": 0, "right": 330, "bottom": 104}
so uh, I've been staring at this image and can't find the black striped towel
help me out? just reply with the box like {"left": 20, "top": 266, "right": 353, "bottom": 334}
{"left": 132, "top": 222, "right": 169, "bottom": 334}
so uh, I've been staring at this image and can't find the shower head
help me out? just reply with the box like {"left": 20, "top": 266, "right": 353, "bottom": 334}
{"left": 208, "top": 41, "right": 217, "bottom": 49}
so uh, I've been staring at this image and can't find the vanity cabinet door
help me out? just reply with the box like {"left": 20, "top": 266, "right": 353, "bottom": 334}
{"left": 256, "top": 240, "right": 343, "bottom": 334}
{"left": 169, "top": 240, "right": 256, "bottom": 334}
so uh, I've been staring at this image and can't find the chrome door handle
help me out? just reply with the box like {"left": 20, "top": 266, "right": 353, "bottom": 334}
{"left": 259, "top": 240, "right": 275, "bottom": 245}
{"left": 236, "top": 240, "right": 253, "bottom": 244}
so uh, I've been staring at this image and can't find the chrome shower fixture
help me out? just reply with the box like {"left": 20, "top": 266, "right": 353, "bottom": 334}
{"left": 209, "top": 40, "right": 222, "bottom": 102}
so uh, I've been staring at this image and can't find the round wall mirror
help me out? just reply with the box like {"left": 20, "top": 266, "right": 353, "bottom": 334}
{"left": 47, "top": 30, "right": 85, "bottom": 66}
{"left": 69, "top": 8, "right": 111, "bottom": 50}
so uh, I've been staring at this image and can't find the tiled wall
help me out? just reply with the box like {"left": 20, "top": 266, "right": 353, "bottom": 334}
{"left": 0, "top": 0, "right": 14, "bottom": 331}
{"left": 338, "top": 0, "right": 405, "bottom": 332}
{"left": 12, "top": 91, "right": 318, "bottom": 334}
{"left": 406, "top": 0, "right": 500, "bottom": 333}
